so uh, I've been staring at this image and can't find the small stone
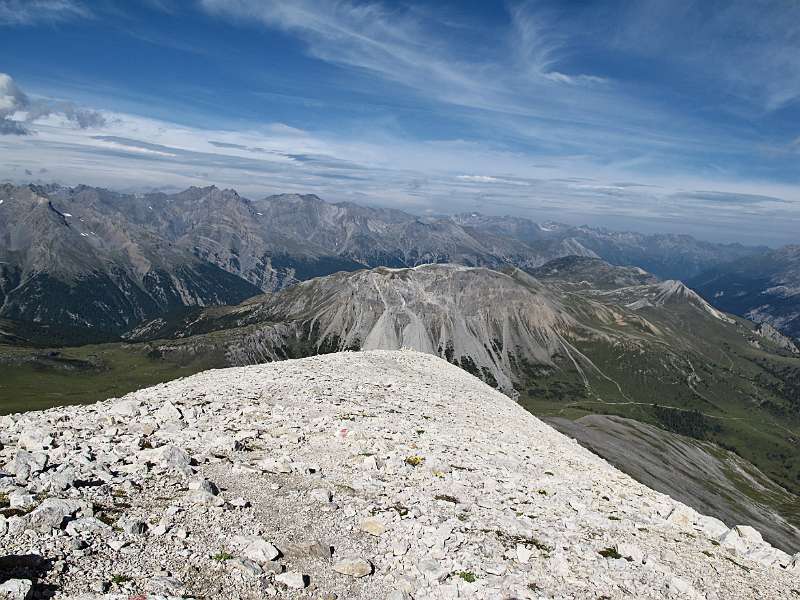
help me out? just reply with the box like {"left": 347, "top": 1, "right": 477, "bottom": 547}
{"left": 0, "top": 578, "right": 32, "bottom": 600}
{"left": 733, "top": 525, "right": 763, "bottom": 544}
{"left": 668, "top": 576, "right": 695, "bottom": 596}
{"left": 151, "top": 522, "right": 171, "bottom": 537}
{"left": 5, "top": 450, "right": 47, "bottom": 481}
{"left": 65, "top": 516, "right": 111, "bottom": 536}
{"left": 108, "top": 539, "right": 128, "bottom": 551}
{"left": 392, "top": 539, "right": 409, "bottom": 556}
{"left": 274, "top": 571, "right": 309, "bottom": 589}
{"left": 18, "top": 426, "right": 53, "bottom": 450}
{"left": 146, "top": 576, "right": 185, "bottom": 596}
{"left": 243, "top": 538, "right": 280, "bottom": 563}
{"left": 188, "top": 490, "right": 224, "bottom": 507}
{"left": 516, "top": 544, "right": 533, "bottom": 564}
{"left": 230, "top": 558, "right": 263, "bottom": 577}
{"left": 310, "top": 488, "right": 333, "bottom": 503}
{"left": 360, "top": 517, "right": 386, "bottom": 536}
{"left": 155, "top": 400, "right": 183, "bottom": 422}
{"left": 120, "top": 518, "right": 148, "bottom": 536}
{"left": 306, "top": 541, "right": 333, "bottom": 560}
{"left": 8, "top": 491, "right": 35, "bottom": 510}
{"left": 362, "top": 455, "right": 380, "bottom": 470}
{"left": 333, "top": 557, "right": 373, "bottom": 578}
{"left": 189, "top": 479, "right": 218, "bottom": 495}
{"left": 482, "top": 562, "right": 506, "bottom": 576}
{"left": 665, "top": 505, "right": 694, "bottom": 528}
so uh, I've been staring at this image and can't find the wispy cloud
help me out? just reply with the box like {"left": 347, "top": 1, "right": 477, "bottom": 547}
{"left": 0, "top": 0, "right": 90, "bottom": 26}
{"left": 197, "top": 0, "right": 754, "bottom": 177}
{"left": 614, "top": 0, "right": 800, "bottom": 112}
{"left": 198, "top": 0, "right": 610, "bottom": 117}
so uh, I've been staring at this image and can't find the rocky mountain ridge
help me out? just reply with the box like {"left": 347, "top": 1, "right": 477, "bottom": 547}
{"left": 0, "top": 183, "right": 766, "bottom": 341}
{"left": 1, "top": 350, "right": 798, "bottom": 599}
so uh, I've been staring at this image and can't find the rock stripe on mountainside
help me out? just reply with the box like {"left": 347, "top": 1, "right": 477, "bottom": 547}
{"left": 0, "top": 350, "right": 798, "bottom": 599}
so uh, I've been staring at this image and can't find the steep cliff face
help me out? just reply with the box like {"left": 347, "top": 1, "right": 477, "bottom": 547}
{"left": 0, "top": 351, "right": 797, "bottom": 599}
{"left": 0, "top": 185, "right": 261, "bottom": 338}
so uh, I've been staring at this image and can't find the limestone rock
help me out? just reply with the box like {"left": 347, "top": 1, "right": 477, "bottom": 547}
{"left": 274, "top": 571, "right": 308, "bottom": 589}
{"left": 242, "top": 538, "right": 280, "bottom": 563}
{"left": 0, "top": 579, "right": 32, "bottom": 600}
{"left": 333, "top": 557, "right": 373, "bottom": 578}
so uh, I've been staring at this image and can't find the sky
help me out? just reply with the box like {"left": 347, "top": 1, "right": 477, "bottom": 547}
{"left": 1, "top": 0, "right": 800, "bottom": 245}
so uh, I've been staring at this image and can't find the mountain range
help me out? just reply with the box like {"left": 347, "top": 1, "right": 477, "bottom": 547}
{"left": 0, "top": 183, "right": 767, "bottom": 342}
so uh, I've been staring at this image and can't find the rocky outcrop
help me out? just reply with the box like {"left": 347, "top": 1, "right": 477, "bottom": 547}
{"left": 0, "top": 350, "right": 798, "bottom": 599}
{"left": 753, "top": 322, "right": 799, "bottom": 354}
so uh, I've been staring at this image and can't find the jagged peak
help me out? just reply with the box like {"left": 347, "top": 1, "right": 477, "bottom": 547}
{"left": 647, "top": 280, "right": 734, "bottom": 322}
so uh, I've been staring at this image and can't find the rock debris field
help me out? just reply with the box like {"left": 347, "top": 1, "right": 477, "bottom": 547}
{"left": 1, "top": 350, "right": 799, "bottom": 599}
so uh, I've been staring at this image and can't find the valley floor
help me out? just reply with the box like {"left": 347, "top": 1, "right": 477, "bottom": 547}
{"left": 1, "top": 351, "right": 798, "bottom": 599}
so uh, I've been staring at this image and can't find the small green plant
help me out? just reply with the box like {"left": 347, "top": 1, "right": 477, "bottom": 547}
{"left": 111, "top": 574, "right": 132, "bottom": 585}
{"left": 212, "top": 551, "right": 234, "bottom": 562}
{"left": 404, "top": 455, "right": 424, "bottom": 467}
{"left": 456, "top": 571, "right": 477, "bottom": 583}
{"left": 416, "top": 429, "right": 425, "bottom": 435}
{"left": 537, "top": 489, "right": 548, "bottom": 496}
{"left": 598, "top": 547, "right": 622, "bottom": 559}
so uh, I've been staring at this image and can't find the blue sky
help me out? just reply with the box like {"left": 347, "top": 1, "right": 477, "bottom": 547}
{"left": 1, "top": 0, "right": 799, "bottom": 245}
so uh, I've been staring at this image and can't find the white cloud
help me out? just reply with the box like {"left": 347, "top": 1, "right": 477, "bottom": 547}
{"left": 0, "top": 0, "right": 90, "bottom": 26}
{"left": 0, "top": 72, "right": 106, "bottom": 135}
{"left": 457, "top": 175, "right": 530, "bottom": 186}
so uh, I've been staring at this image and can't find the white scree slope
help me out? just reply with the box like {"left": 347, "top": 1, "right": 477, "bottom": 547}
{"left": 0, "top": 350, "right": 798, "bottom": 599}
